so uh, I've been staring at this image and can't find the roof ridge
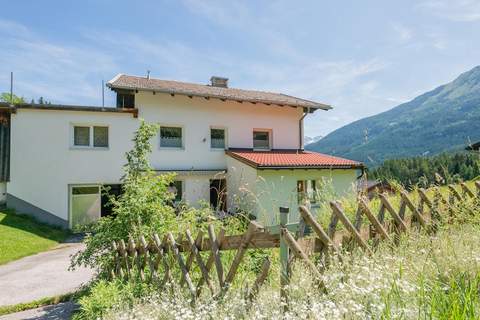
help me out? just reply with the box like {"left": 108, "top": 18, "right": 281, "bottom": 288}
{"left": 115, "top": 74, "right": 300, "bottom": 96}
{"left": 107, "top": 73, "right": 124, "bottom": 85}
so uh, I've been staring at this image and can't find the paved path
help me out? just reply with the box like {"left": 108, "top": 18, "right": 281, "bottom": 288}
{"left": 0, "top": 240, "right": 95, "bottom": 307}
{"left": 0, "top": 302, "right": 77, "bottom": 320}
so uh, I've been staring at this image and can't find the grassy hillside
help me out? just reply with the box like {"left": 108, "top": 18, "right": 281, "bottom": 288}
{"left": 307, "top": 65, "right": 480, "bottom": 166}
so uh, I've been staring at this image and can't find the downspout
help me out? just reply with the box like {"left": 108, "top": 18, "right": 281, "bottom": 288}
{"left": 299, "top": 107, "right": 310, "bottom": 151}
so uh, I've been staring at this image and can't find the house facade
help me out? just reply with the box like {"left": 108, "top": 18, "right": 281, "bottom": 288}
{"left": 0, "top": 74, "right": 363, "bottom": 228}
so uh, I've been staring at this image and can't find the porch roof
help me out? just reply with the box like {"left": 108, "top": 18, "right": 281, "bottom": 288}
{"left": 226, "top": 149, "right": 363, "bottom": 170}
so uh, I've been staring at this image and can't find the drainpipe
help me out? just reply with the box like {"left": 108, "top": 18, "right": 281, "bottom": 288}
{"left": 299, "top": 107, "right": 310, "bottom": 150}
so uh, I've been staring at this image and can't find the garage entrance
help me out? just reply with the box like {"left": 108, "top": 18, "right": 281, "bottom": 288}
{"left": 70, "top": 185, "right": 101, "bottom": 228}
{"left": 70, "top": 184, "right": 123, "bottom": 228}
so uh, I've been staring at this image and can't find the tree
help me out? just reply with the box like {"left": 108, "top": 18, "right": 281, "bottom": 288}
{"left": 0, "top": 92, "right": 25, "bottom": 104}
{"left": 370, "top": 152, "right": 480, "bottom": 189}
{"left": 71, "top": 121, "right": 215, "bottom": 274}
{"left": 36, "top": 97, "right": 51, "bottom": 104}
{"left": 71, "top": 121, "right": 177, "bottom": 270}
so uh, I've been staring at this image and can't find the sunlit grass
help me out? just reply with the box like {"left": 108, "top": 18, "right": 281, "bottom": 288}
{"left": 0, "top": 209, "right": 69, "bottom": 264}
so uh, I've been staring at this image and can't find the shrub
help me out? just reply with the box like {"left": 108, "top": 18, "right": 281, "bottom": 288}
{"left": 71, "top": 121, "right": 218, "bottom": 274}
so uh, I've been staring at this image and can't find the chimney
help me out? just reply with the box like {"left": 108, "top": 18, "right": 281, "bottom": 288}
{"left": 210, "top": 76, "right": 228, "bottom": 88}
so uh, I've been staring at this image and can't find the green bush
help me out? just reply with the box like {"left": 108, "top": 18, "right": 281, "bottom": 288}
{"left": 73, "top": 279, "right": 154, "bottom": 320}
{"left": 71, "top": 121, "right": 219, "bottom": 274}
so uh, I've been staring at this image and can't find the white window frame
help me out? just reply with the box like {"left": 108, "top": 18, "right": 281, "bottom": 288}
{"left": 253, "top": 128, "right": 273, "bottom": 151}
{"left": 210, "top": 126, "right": 228, "bottom": 150}
{"left": 70, "top": 124, "right": 109, "bottom": 150}
{"left": 159, "top": 125, "right": 185, "bottom": 150}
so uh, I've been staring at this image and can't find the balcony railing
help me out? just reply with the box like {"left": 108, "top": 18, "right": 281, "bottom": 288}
{"left": 160, "top": 137, "right": 182, "bottom": 148}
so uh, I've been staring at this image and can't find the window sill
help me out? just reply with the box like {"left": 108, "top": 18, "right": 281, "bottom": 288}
{"left": 70, "top": 146, "right": 110, "bottom": 151}
{"left": 210, "top": 148, "right": 227, "bottom": 152}
{"left": 159, "top": 147, "right": 185, "bottom": 151}
{"left": 253, "top": 148, "right": 271, "bottom": 152}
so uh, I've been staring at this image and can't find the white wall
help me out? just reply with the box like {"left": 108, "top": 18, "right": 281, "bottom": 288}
{"left": 0, "top": 182, "right": 6, "bottom": 204}
{"left": 138, "top": 93, "right": 303, "bottom": 170}
{"left": 226, "top": 157, "right": 259, "bottom": 215}
{"left": 8, "top": 92, "right": 305, "bottom": 225}
{"left": 8, "top": 109, "right": 139, "bottom": 222}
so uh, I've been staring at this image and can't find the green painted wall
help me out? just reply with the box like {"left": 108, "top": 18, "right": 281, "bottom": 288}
{"left": 254, "top": 169, "right": 359, "bottom": 226}
{"left": 226, "top": 157, "right": 360, "bottom": 226}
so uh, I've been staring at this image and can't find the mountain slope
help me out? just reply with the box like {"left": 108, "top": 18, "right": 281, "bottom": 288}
{"left": 307, "top": 65, "right": 480, "bottom": 166}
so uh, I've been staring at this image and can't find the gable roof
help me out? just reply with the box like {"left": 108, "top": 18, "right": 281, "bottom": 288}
{"left": 107, "top": 74, "right": 331, "bottom": 111}
{"left": 226, "top": 149, "right": 363, "bottom": 169}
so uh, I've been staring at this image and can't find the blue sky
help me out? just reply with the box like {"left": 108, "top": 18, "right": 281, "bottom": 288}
{"left": 0, "top": 0, "right": 479, "bottom": 137}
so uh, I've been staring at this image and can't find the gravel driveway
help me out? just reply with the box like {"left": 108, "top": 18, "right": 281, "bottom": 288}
{"left": 0, "top": 239, "right": 95, "bottom": 307}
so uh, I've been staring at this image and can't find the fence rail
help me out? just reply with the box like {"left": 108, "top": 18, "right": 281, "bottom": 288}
{"left": 109, "top": 181, "right": 480, "bottom": 304}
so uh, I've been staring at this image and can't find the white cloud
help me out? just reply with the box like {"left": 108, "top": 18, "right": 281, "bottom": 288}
{"left": 418, "top": 0, "right": 480, "bottom": 22}
{"left": 391, "top": 23, "right": 413, "bottom": 42}
{"left": 0, "top": 19, "right": 119, "bottom": 105}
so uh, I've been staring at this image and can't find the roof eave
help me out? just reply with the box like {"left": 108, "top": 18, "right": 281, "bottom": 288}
{"left": 108, "top": 83, "right": 331, "bottom": 110}
{"left": 226, "top": 151, "right": 363, "bottom": 170}
{"left": 256, "top": 164, "right": 363, "bottom": 170}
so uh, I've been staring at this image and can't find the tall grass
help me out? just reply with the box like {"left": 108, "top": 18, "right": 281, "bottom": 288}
{"left": 97, "top": 223, "right": 480, "bottom": 319}
{"left": 74, "top": 179, "right": 480, "bottom": 319}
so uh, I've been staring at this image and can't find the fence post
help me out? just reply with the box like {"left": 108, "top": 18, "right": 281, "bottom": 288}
{"left": 279, "top": 206, "right": 290, "bottom": 312}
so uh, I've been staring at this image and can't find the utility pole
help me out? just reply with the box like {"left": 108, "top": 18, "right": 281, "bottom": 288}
{"left": 102, "top": 80, "right": 105, "bottom": 107}
{"left": 10, "top": 72, "right": 13, "bottom": 104}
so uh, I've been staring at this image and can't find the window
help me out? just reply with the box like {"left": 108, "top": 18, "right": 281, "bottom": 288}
{"left": 168, "top": 181, "right": 183, "bottom": 202}
{"left": 211, "top": 128, "right": 226, "bottom": 149}
{"left": 70, "top": 185, "right": 101, "bottom": 227}
{"left": 116, "top": 92, "right": 135, "bottom": 108}
{"left": 72, "top": 186, "right": 100, "bottom": 195}
{"left": 72, "top": 125, "right": 109, "bottom": 148}
{"left": 74, "top": 126, "right": 90, "bottom": 146}
{"left": 253, "top": 130, "right": 271, "bottom": 149}
{"left": 297, "top": 180, "right": 318, "bottom": 204}
{"left": 160, "top": 126, "right": 183, "bottom": 148}
{"left": 93, "top": 126, "right": 108, "bottom": 147}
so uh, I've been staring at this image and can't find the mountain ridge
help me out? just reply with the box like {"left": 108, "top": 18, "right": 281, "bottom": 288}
{"left": 307, "top": 65, "right": 480, "bottom": 166}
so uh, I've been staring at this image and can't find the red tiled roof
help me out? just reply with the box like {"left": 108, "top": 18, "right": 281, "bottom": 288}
{"left": 107, "top": 74, "right": 331, "bottom": 110}
{"left": 226, "top": 149, "right": 363, "bottom": 169}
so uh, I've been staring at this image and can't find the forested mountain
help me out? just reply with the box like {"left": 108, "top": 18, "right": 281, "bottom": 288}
{"left": 369, "top": 152, "right": 480, "bottom": 189}
{"left": 307, "top": 66, "right": 480, "bottom": 166}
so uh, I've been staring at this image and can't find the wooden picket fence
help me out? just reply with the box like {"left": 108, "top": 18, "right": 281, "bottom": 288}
{"left": 109, "top": 181, "right": 480, "bottom": 303}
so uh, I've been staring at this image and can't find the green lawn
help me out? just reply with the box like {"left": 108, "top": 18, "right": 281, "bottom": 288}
{"left": 0, "top": 209, "right": 70, "bottom": 265}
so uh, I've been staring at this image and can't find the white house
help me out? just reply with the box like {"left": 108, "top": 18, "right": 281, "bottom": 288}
{"left": 0, "top": 74, "right": 363, "bottom": 228}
